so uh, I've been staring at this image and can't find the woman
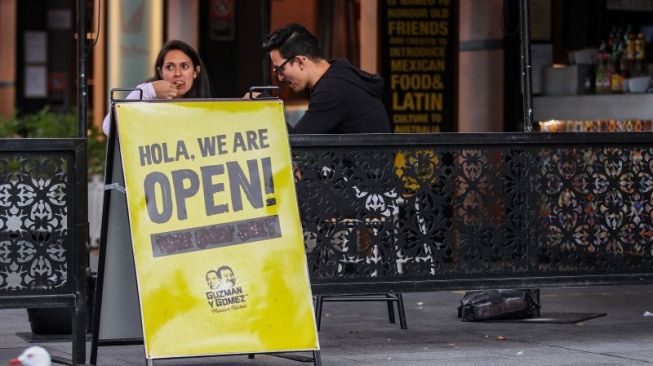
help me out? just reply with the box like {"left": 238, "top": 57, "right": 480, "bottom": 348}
{"left": 102, "top": 40, "right": 212, "bottom": 135}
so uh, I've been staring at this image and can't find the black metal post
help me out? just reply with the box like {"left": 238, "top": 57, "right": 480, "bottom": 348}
{"left": 261, "top": 0, "right": 271, "bottom": 83}
{"left": 518, "top": 0, "right": 540, "bottom": 314}
{"left": 77, "top": 0, "right": 88, "bottom": 138}
{"left": 519, "top": 0, "right": 533, "bottom": 132}
{"left": 75, "top": 0, "right": 89, "bottom": 364}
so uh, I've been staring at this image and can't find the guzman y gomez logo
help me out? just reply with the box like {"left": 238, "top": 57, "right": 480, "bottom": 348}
{"left": 205, "top": 265, "right": 247, "bottom": 313}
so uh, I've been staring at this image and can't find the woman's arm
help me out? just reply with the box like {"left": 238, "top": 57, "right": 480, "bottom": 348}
{"left": 102, "top": 83, "right": 157, "bottom": 135}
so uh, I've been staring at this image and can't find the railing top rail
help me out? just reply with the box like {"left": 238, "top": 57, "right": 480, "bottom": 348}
{"left": 290, "top": 132, "right": 653, "bottom": 147}
{"left": 0, "top": 138, "right": 85, "bottom": 151}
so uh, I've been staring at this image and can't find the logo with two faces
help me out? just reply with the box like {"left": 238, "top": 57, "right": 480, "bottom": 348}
{"left": 204, "top": 265, "right": 247, "bottom": 312}
{"left": 205, "top": 266, "right": 236, "bottom": 290}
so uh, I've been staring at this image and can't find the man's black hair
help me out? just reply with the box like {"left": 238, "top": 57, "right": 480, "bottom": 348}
{"left": 262, "top": 23, "right": 324, "bottom": 61}
{"left": 216, "top": 266, "right": 233, "bottom": 279}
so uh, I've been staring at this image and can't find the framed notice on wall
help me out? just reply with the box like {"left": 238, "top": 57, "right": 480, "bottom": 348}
{"left": 380, "top": 0, "right": 458, "bottom": 133}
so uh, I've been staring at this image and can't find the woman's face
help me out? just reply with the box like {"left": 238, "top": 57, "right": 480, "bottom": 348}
{"left": 159, "top": 49, "right": 199, "bottom": 98}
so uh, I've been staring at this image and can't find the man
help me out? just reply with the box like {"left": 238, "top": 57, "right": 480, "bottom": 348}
{"left": 205, "top": 270, "right": 219, "bottom": 290}
{"left": 263, "top": 23, "right": 391, "bottom": 134}
{"left": 216, "top": 266, "right": 236, "bottom": 290}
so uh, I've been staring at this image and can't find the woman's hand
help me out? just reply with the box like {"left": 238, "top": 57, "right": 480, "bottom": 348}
{"left": 152, "top": 80, "right": 179, "bottom": 99}
{"left": 242, "top": 91, "right": 262, "bottom": 99}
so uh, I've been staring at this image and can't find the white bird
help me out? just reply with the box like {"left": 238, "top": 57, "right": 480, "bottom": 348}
{"left": 9, "top": 346, "right": 51, "bottom": 366}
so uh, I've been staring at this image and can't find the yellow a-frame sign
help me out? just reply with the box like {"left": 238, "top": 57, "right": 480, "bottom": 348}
{"left": 115, "top": 100, "right": 319, "bottom": 359}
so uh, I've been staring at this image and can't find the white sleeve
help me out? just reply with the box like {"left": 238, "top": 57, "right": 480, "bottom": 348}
{"left": 102, "top": 82, "right": 157, "bottom": 135}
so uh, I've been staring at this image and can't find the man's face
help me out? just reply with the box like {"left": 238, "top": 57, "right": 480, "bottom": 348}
{"left": 220, "top": 269, "right": 236, "bottom": 287}
{"left": 270, "top": 49, "right": 306, "bottom": 92}
{"left": 206, "top": 272, "right": 219, "bottom": 289}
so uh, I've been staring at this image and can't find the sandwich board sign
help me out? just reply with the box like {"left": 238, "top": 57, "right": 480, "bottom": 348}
{"left": 94, "top": 135, "right": 144, "bottom": 344}
{"left": 93, "top": 99, "right": 319, "bottom": 362}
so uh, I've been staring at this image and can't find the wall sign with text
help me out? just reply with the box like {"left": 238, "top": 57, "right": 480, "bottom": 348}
{"left": 380, "top": 0, "right": 458, "bottom": 133}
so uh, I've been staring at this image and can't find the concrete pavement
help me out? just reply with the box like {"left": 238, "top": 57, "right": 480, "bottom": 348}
{"left": 1, "top": 286, "right": 653, "bottom": 365}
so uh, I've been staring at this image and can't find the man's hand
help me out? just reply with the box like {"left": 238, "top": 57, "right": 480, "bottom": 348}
{"left": 152, "top": 80, "right": 179, "bottom": 99}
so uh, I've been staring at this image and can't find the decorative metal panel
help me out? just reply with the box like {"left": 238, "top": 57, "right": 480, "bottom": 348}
{"left": 535, "top": 147, "right": 653, "bottom": 273}
{"left": 292, "top": 134, "right": 653, "bottom": 288}
{"left": 0, "top": 153, "right": 72, "bottom": 294}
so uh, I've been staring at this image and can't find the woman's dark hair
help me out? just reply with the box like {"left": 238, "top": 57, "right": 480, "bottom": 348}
{"left": 153, "top": 40, "right": 212, "bottom": 98}
{"left": 262, "top": 23, "right": 323, "bottom": 61}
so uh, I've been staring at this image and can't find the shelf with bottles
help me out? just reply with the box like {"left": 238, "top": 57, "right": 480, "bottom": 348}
{"left": 593, "top": 24, "right": 652, "bottom": 94}
{"left": 539, "top": 24, "right": 653, "bottom": 97}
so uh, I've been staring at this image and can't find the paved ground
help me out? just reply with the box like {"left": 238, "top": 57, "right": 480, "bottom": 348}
{"left": 1, "top": 286, "right": 653, "bottom": 365}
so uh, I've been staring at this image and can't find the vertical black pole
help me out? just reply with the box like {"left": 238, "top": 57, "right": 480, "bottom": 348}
{"left": 519, "top": 0, "right": 533, "bottom": 132}
{"left": 518, "top": 0, "right": 540, "bottom": 314}
{"left": 75, "top": 0, "right": 89, "bottom": 364}
{"left": 261, "top": 0, "right": 271, "bottom": 84}
{"left": 77, "top": 0, "right": 88, "bottom": 138}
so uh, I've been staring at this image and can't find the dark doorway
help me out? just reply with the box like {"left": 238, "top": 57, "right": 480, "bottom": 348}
{"left": 198, "top": 0, "right": 269, "bottom": 98}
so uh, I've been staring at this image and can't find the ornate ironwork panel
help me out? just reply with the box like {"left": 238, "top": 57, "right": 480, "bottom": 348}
{"left": 0, "top": 139, "right": 87, "bottom": 366}
{"left": 291, "top": 133, "right": 653, "bottom": 290}
{"left": 535, "top": 146, "right": 653, "bottom": 273}
{"left": 0, "top": 152, "right": 73, "bottom": 294}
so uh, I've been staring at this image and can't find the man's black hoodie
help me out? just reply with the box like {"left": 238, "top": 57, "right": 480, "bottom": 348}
{"left": 290, "top": 59, "right": 391, "bottom": 134}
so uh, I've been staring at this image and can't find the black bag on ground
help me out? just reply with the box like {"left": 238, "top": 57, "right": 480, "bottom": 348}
{"left": 457, "top": 289, "right": 540, "bottom": 321}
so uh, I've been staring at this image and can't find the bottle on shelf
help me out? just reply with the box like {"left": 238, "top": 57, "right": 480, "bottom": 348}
{"left": 610, "top": 51, "right": 625, "bottom": 93}
{"left": 635, "top": 32, "right": 647, "bottom": 61}
{"left": 626, "top": 27, "right": 636, "bottom": 60}
{"left": 595, "top": 50, "right": 610, "bottom": 94}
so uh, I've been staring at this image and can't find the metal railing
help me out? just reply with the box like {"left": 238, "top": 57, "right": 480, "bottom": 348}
{"left": 0, "top": 138, "right": 88, "bottom": 365}
{"left": 291, "top": 133, "right": 653, "bottom": 295}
